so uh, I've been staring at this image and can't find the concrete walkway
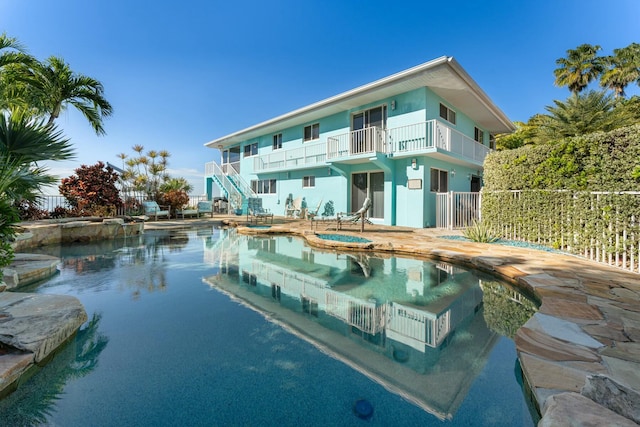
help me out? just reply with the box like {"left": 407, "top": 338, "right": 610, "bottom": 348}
{"left": 3, "top": 214, "right": 639, "bottom": 424}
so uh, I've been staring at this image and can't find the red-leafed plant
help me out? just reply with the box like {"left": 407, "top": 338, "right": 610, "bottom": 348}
{"left": 159, "top": 189, "right": 189, "bottom": 215}
{"left": 59, "top": 161, "right": 122, "bottom": 216}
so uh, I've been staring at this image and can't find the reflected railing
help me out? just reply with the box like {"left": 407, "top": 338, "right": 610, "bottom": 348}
{"left": 201, "top": 232, "right": 537, "bottom": 420}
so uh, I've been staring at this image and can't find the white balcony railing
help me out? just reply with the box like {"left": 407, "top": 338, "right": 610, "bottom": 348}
{"left": 326, "top": 126, "right": 386, "bottom": 160}
{"left": 244, "top": 120, "right": 490, "bottom": 173}
{"left": 253, "top": 141, "right": 326, "bottom": 172}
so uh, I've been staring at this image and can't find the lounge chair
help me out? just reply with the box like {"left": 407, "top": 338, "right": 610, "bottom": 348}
{"left": 142, "top": 201, "right": 170, "bottom": 221}
{"left": 307, "top": 199, "right": 323, "bottom": 221}
{"left": 197, "top": 201, "right": 214, "bottom": 218}
{"left": 176, "top": 206, "right": 199, "bottom": 219}
{"left": 337, "top": 197, "right": 372, "bottom": 231}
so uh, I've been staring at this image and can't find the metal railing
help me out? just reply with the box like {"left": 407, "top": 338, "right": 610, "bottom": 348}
{"left": 29, "top": 193, "right": 208, "bottom": 217}
{"left": 326, "top": 126, "right": 386, "bottom": 159}
{"left": 226, "top": 163, "right": 256, "bottom": 199}
{"left": 247, "top": 120, "right": 489, "bottom": 172}
{"left": 436, "top": 192, "right": 481, "bottom": 229}
{"left": 205, "top": 161, "right": 243, "bottom": 211}
{"left": 253, "top": 141, "right": 326, "bottom": 172}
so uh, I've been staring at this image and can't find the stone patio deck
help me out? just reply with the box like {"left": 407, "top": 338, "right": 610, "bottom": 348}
{"left": 3, "top": 214, "right": 639, "bottom": 425}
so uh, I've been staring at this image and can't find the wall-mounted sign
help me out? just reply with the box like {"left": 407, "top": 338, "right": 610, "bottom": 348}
{"left": 408, "top": 179, "right": 422, "bottom": 189}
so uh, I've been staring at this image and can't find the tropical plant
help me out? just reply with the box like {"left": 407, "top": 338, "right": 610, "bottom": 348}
{"left": 0, "top": 112, "right": 73, "bottom": 267}
{"left": 59, "top": 161, "right": 122, "bottom": 216}
{"left": 159, "top": 177, "right": 193, "bottom": 194}
{"left": 0, "top": 33, "right": 35, "bottom": 111}
{"left": 322, "top": 200, "right": 334, "bottom": 217}
{"left": 600, "top": 43, "right": 640, "bottom": 98}
{"left": 159, "top": 189, "right": 189, "bottom": 214}
{"left": 533, "top": 90, "right": 626, "bottom": 143}
{"left": 554, "top": 44, "right": 606, "bottom": 94}
{"left": 21, "top": 56, "right": 113, "bottom": 135}
{"left": 494, "top": 121, "right": 537, "bottom": 150}
{"left": 462, "top": 220, "right": 499, "bottom": 243}
{"left": 119, "top": 145, "right": 171, "bottom": 201}
{"left": 0, "top": 111, "right": 74, "bottom": 201}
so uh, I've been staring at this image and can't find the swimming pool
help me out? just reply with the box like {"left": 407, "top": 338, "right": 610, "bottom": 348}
{"left": 0, "top": 227, "right": 538, "bottom": 426}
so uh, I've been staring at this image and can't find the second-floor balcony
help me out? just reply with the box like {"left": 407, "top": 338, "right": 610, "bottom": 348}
{"left": 251, "top": 119, "right": 490, "bottom": 172}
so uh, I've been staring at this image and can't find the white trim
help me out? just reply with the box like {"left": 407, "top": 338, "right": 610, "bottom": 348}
{"left": 205, "top": 57, "right": 515, "bottom": 148}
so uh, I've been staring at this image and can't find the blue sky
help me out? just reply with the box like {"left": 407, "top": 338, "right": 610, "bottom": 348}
{"left": 2, "top": 0, "right": 639, "bottom": 194}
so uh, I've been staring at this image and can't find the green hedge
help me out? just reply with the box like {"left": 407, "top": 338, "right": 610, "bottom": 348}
{"left": 481, "top": 125, "right": 640, "bottom": 270}
{"left": 484, "top": 124, "right": 640, "bottom": 191}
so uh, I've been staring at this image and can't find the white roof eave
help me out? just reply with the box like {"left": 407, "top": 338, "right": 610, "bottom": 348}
{"left": 204, "top": 56, "right": 515, "bottom": 148}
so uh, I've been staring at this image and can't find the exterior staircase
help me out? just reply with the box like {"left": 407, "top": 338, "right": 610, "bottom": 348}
{"left": 207, "top": 162, "right": 256, "bottom": 213}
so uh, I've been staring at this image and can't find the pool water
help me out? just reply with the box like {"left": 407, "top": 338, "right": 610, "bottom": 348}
{"left": 0, "top": 228, "right": 538, "bottom": 426}
{"left": 316, "top": 233, "right": 372, "bottom": 243}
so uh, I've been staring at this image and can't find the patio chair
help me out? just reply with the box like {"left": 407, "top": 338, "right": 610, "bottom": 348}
{"left": 285, "top": 197, "right": 302, "bottom": 218}
{"left": 248, "top": 206, "right": 274, "bottom": 224}
{"left": 197, "top": 201, "right": 214, "bottom": 218}
{"left": 246, "top": 197, "right": 273, "bottom": 224}
{"left": 142, "top": 201, "right": 170, "bottom": 221}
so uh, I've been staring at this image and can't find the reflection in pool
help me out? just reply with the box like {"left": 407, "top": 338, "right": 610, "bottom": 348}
{"left": 205, "top": 230, "right": 537, "bottom": 421}
{"left": 0, "top": 227, "right": 537, "bottom": 426}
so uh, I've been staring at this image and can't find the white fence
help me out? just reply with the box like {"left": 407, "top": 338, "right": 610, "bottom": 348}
{"left": 482, "top": 190, "right": 640, "bottom": 274}
{"left": 31, "top": 193, "right": 208, "bottom": 216}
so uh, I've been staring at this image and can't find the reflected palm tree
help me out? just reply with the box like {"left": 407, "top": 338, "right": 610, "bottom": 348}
{"left": 0, "top": 313, "right": 108, "bottom": 425}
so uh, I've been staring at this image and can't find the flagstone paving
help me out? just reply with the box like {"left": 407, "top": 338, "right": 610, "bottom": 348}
{"left": 3, "top": 215, "right": 639, "bottom": 425}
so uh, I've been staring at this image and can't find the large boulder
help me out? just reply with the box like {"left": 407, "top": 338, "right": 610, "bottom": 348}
{"left": 540, "top": 392, "right": 638, "bottom": 427}
{"left": 0, "top": 292, "right": 87, "bottom": 363}
{"left": 581, "top": 374, "right": 640, "bottom": 424}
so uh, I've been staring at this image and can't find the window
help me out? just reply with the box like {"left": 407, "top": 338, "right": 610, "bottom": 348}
{"left": 474, "top": 127, "right": 483, "bottom": 143}
{"left": 303, "top": 123, "right": 319, "bottom": 142}
{"left": 489, "top": 134, "right": 496, "bottom": 150}
{"left": 250, "top": 179, "right": 277, "bottom": 194}
{"left": 244, "top": 142, "right": 258, "bottom": 157}
{"left": 272, "top": 133, "right": 282, "bottom": 150}
{"left": 430, "top": 168, "right": 448, "bottom": 192}
{"left": 439, "top": 103, "right": 456, "bottom": 125}
{"left": 303, "top": 175, "right": 315, "bottom": 188}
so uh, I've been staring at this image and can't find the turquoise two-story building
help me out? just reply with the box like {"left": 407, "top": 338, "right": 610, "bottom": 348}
{"left": 204, "top": 56, "right": 514, "bottom": 228}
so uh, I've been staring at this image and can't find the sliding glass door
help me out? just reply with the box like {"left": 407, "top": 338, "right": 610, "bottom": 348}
{"left": 351, "top": 171, "right": 384, "bottom": 219}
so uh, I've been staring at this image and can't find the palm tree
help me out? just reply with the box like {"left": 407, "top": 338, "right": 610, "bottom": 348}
{"left": 0, "top": 33, "right": 31, "bottom": 68}
{"left": 0, "top": 33, "right": 35, "bottom": 111}
{"left": 0, "top": 111, "right": 74, "bottom": 267}
{"left": 554, "top": 44, "right": 606, "bottom": 94}
{"left": 534, "top": 90, "right": 632, "bottom": 143}
{"left": 26, "top": 56, "right": 113, "bottom": 135}
{"left": 0, "top": 111, "right": 74, "bottom": 200}
{"left": 600, "top": 43, "right": 640, "bottom": 98}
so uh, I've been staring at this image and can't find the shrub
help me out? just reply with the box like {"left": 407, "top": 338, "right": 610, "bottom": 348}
{"left": 159, "top": 189, "right": 189, "bottom": 215}
{"left": 59, "top": 161, "right": 122, "bottom": 216}
{"left": 50, "top": 206, "right": 70, "bottom": 219}
{"left": 15, "top": 199, "right": 49, "bottom": 221}
{"left": 463, "top": 220, "right": 499, "bottom": 243}
{"left": 322, "top": 200, "right": 334, "bottom": 217}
